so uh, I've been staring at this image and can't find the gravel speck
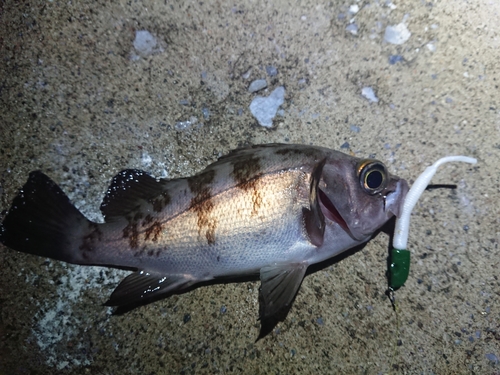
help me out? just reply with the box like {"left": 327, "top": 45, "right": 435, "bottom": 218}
{"left": 384, "top": 23, "right": 411, "bottom": 45}
{"left": 133, "top": 30, "right": 164, "bottom": 56}
{"left": 361, "top": 87, "right": 379, "bottom": 103}
{"left": 248, "top": 79, "right": 267, "bottom": 93}
{"left": 389, "top": 55, "right": 404, "bottom": 65}
{"left": 485, "top": 353, "right": 498, "bottom": 364}
{"left": 266, "top": 65, "right": 278, "bottom": 77}
{"left": 346, "top": 23, "right": 358, "bottom": 35}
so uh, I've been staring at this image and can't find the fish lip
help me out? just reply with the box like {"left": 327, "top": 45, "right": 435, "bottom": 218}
{"left": 318, "top": 188, "right": 352, "bottom": 235}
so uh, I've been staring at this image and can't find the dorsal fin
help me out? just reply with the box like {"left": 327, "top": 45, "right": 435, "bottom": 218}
{"left": 303, "top": 158, "right": 326, "bottom": 247}
{"left": 100, "top": 169, "right": 167, "bottom": 222}
{"left": 212, "top": 143, "right": 282, "bottom": 165}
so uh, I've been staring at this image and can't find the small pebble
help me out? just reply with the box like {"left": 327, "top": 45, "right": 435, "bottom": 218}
{"left": 349, "top": 4, "right": 359, "bottom": 14}
{"left": 133, "top": 30, "right": 163, "bottom": 56}
{"left": 241, "top": 68, "right": 252, "bottom": 80}
{"left": 183, "top": 314, "right": 191, "bottom": 324}
{"left": 265, "top": 65, "right": 278, "bottom": 77}
{"left": 248, "top": 79, "right": 267, "bottom": 93}
{"left": 175, "top": 116, "right": 199, "bottom": 131}
{"left": 384, "top": 23, "right": 411, "bottom": 45}
{"left": 346, "top": 23, "right": 358, "bottom": 35}
{"left": 350, "top": 125, "right": 360, "bottom": 133}
{"left": 389, "top": 55, "right": 404, "bottom": 65}
{"left": 361, "top": 87, "right": 379, "bottom": 103}
{"left": 202, "top": 108, "right": 210, "bottom": 119}
{"left": 485, "top": 353, "right": 498, "bottom": 364}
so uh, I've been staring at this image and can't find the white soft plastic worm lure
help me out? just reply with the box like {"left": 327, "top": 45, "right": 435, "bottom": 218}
{"left": 389, "top": 156, "right": 477, "bottom": 289}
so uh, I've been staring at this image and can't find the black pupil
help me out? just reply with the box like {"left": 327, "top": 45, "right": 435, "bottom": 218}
{"left": 366, "top": 170, "right": 383, "bottom": 189}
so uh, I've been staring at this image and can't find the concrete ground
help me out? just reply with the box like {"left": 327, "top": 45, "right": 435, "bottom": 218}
{"left": 0, "top": 0, "right": 498, "bottom": 374}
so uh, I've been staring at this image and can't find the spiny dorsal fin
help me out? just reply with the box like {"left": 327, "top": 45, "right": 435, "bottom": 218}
{"left": 210, "top": 143, "right": 291, "bottom": 169}
{"left": 100, "top": 169, "right": 167, "bottom": 222}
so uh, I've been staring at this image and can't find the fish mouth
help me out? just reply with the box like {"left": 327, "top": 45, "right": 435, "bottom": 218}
{"left": 384, "top": 179, "right": 409, "bottom": 218}
{"left": 318, "top": 188, "right": 351, "bottom": 234}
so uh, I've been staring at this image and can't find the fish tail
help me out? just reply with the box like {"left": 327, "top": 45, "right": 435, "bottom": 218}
{"left": 0, "top": 171, "right": 96, "bottom": 265}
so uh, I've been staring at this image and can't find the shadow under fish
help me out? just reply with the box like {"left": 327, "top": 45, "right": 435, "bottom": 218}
{"left": 0, "top": 143, "right": 408, "bottom": 339}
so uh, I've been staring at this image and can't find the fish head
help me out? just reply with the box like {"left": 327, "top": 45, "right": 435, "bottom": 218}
{"left": 318, "top": 155, "right": 409, "bottom": 241}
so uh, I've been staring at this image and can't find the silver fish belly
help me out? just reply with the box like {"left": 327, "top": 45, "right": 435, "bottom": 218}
{"left": 0, "top": 143, "right": 408, "bottom": 338}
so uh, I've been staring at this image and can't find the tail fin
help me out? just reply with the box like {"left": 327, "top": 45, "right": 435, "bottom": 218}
{"left": 0, "top": 171, "right": 91, "bottom": 264}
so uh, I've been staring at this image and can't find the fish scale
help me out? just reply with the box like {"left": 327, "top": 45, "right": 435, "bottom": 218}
{"left": 150, "top": 170, "right": 311, "bottom": 276}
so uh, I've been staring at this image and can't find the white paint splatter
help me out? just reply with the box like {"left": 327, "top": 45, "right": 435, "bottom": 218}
{"left": 141, "top": 152, "right": 153, "bottom": 166}
{"left": 31, "top": 264, "right": 127, "bottom": 368}
{"left": 249, "top": 86, "right": 285, "bottom": 127}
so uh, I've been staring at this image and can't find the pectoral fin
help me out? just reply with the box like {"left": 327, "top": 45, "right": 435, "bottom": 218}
{"left": 303, "top": 158, "right": 326, "bottom": 247}
{"left": 105, "top": 270, "right": 195, "bottom": 307}
{"left": 258, "top": 263, "right": 308, "bottom": 339}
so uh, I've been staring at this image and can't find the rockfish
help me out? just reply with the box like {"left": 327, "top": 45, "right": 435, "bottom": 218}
{"left": 0, "top": 144, "right": 408, "bottom": 338}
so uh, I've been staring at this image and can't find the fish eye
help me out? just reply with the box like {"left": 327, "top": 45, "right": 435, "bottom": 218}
{"left": 358, "top": 160, "right": 388, "bottom": 194}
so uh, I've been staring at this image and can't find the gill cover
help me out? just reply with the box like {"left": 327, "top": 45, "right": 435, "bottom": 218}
{"left": 303, "top": 158, "right": 327, "bottom": 247}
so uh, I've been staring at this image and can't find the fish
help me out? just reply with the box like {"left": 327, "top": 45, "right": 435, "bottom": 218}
{"left": 0, "top": 143, "right": 409, "bottom": 338}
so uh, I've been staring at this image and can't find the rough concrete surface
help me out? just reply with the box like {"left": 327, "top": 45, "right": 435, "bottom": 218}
{"left": 0, "top": 1, "right": 498, "bottom": 374}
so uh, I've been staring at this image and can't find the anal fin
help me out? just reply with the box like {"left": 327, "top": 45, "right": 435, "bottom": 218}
{"left": 258, "top": 263, "right": 308, "bottom": 340}
{"left": 105, "top": 270, "right": 195, "bottom": 307}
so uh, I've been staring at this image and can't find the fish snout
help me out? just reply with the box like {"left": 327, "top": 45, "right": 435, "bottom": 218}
{"left": 385, "top": 178, "right": 409, "bottom": 218}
